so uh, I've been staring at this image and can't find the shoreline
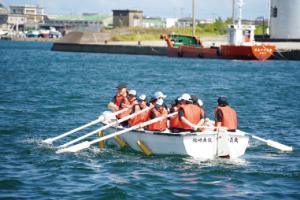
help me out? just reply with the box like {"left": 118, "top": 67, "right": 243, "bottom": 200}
{"left": 2, "top": 36, "right": 300, "bottom": 60}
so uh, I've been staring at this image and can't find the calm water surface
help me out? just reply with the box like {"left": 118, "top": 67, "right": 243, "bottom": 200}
{"left": 0, "top": 41, "right": 299, "bottom": 199}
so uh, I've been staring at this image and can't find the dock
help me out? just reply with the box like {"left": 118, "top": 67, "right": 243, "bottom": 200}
{"left": 50, "top": 32, "right": 300, "bottom": 60}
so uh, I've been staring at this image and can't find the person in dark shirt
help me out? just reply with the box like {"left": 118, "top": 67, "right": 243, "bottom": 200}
{"left": 214, "top": 96, "right": 238, "bottom": 131}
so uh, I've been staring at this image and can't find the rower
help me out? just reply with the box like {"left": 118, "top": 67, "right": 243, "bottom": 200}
{"left": 191, "top": 95, "right": 206, "bottom": 129}
{"left": 214, "top": 96, "right": 238, "bottom": 132}
{"left": 176, "top": 93, "right": 203, "bottom": 132}
{"left": 107, "top": 83, "right": 131, "bottom": 126}
{"left": 169, "top": 97, "right": 182, "bottom": 133}
{"left": 147, "top": 99, "right": 168, "bottom": 132}
{"left": 128, "top": 90, "right": 138, "bottom": 105}
{"left": 149, "top": 91, "right": 168, "bottom": 110}
{"left": 107, "top": 83, "right": 128, "bottom": 112}
{"left": 128, "top": 94, "right": 150, "bottom": 127}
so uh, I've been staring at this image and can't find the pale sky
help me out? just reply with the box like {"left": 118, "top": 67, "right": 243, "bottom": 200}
{"left": 2, "top": 0, "right": 270, "bottom": 19}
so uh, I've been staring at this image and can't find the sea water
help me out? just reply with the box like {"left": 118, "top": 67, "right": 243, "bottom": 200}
{"left": 0, "top": 41, "right": 299, "bottom": 199}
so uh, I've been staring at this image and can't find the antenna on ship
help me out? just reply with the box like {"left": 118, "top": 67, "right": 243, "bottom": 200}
{"left": 192, "top": 0, "right": 196, "bottom": 36}
{"left": 237, "top": 0, "right": 243, "bottom": 26}
{"left": 232, "top": 0, "right": 235, "bottom": 23}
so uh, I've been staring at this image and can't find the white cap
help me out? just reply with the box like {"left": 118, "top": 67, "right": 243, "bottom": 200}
{"left": 138, "top": 94, "right": 147, "bottom": 101}
{"left": 198, "top": 99, "right": 203, "bottom": 106}
{"left": 154, "top": 91, "right": 167, "bottom": 99}
{"left": 128, "top": 90, "right": 136, "bottom": 96}
{"left": 179, "top": 93, "right": 192, "bottom": 101}
{"left": 156, "top": 98, "right": 164, "bottom": 106}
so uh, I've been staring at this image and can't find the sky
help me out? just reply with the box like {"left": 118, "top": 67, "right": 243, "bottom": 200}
{"left": 1, "top": 0, "right": 270, "bottom": 20}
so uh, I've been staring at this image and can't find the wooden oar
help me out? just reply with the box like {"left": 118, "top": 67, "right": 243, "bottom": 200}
{"left": 214, "top": 126, "right": 293, "bottom": 152}
{"left": 58, "top": 107, "right": 151, "bottom": 148}
{"left": 56, "top": 112, "right": 177, "bottom": 154}
{"left": 205, "top": 122, "right": 293, "bottom": 152}
{"left": 248, "top": 134, "right": 293, "bottom": 152}
{"left": 42, "top": 108, "right": 129, "bottom": 144}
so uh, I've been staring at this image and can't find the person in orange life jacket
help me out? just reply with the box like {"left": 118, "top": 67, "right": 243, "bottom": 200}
{"left": 169, "top": 97, "right": 182, "bottom": 133}
{"left": 149, "top": 91, "right": 168, "bottom": 110}
{"left": 128, "top": 94, "right": 150, "bottom": 127}
{"left": 107, "top": 83, "right": 131, "bottom": 127}
{"left": 128, "top": 90, "right": 138, "bottom": 106}
{"left": 147, "top": 99, "right": 168, "bottom": 132}
{"left": 191, "top": 95, "right": 207, "bottom": 129}
{"left": 177, "top": 93, "right": 203, "bottom": 132}
{"left": 107, "top": 83, "right": 129, "bottom": 112}
{"left": 214, "top": 96, "right": 238, "bottom": 132}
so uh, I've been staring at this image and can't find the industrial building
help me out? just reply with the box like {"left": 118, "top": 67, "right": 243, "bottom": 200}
{"left": 113, "top": 10, "right": 143, "bottom": 27}
{"left": 0, "top": 4, "right": 45, "bottom": 31}
{"left": 270, "top": 0, "right": 300, "bottom": 39}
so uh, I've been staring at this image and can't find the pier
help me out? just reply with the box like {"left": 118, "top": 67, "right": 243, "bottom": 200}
{"left": 51, "top": 41, "right": 300, "bottom": 60}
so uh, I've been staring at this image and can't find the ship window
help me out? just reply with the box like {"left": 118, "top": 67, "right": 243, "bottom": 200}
{"left": 272, "top": 6, "right": 277, "bottom": 18}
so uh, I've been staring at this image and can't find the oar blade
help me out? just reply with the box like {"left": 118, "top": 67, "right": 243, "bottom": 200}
{"left": 267, "top": 140, "right": 293, "bottom": 152}
{"left": 56, "top": 141, "right": 90, "bottom": 154}
{"left": 42, "top": 138, "right": 54, "bottom": 144}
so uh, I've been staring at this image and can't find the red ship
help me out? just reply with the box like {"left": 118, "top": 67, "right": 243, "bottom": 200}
{"left": 161, "top": 0, "right": 276, "bottom": 61}
{"left": 161, "top": 28, "right": 276, "bottom": 61}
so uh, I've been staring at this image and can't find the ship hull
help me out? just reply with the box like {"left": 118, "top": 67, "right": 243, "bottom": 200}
{"left": 220, "top": 45, "right": 276, "bottom": 61}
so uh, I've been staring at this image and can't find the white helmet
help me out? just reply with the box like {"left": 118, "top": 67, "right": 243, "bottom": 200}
{"left": 197, "top": 99, "right": 203, "bottom": 106}
{"left": 138, "top": 94, "right": 147, "bottom": 101}
{"left": 179, "top": 93, "right": 192, "bottom": 102}
{"left": 128, "top": 90, "right": 136, "bottom": 96}
{"left": 154, "top": 91, "right": 167, "bottom": 99}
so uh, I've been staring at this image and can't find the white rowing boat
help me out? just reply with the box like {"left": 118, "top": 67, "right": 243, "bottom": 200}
{"left": 53, "top": 110, "right": 292, "bottom": 155}
{"left": 100, "top": 118, "right": 249, "bottom": 160}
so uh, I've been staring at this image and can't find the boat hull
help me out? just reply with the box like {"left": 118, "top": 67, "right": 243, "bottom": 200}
{"left": 167, "top": 46, "right": 219, "bottom": 58}
{"left": 101, "top": 123, "right": 249, "bottom": 160}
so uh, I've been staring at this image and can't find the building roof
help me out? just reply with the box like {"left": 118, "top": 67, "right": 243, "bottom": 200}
{"left": 112, "top": 9, "right": 143, "bottom": 13}
{"left": 48, "top": 13, "right": 112, "bottom": 21}
{"left": 9, "top": 5, "right": 42, "bottom": 8}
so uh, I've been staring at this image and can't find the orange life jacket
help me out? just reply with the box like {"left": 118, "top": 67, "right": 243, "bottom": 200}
{"left": 178, "top": 104, "right": 201, "bottom": 130}
{"left": 214, "top": 106, "right": 238, "bottom": 130}
{"left": 116, "top": 96, "right": 131, "bottom": 119}
{"left": 147, "top": 107, "right": 168, "bottom": 131}
{"left": 128, "top": 105, "right": 150, "bottom": 127}
{"left": 169, "top": 106, "right": 180, "bottom": 129}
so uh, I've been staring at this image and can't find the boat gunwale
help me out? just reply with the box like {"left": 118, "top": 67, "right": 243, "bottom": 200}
{"left": 100, "top": 121, "right": 247, "bottom": 138}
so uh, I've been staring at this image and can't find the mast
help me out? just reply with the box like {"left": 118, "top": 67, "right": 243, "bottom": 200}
{"left": 237, "top": 0, "right": 243, "bottom": 26}
{"left": 192, "top": 0, "right": 196, "bottom": 36}
{"left": 232, "top": 0, "right": 235, "bottom": 23}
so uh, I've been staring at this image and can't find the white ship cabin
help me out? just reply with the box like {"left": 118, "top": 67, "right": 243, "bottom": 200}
{"left": 227, "top": 24, "right": 255, "bottom": 46}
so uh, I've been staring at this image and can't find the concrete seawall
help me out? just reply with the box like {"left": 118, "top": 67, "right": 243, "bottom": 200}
{"left": 51, "top": 42, "right": 300, "bottom": 60}
{"left": 51, "top": 43, "right": 167, "bottom": 56}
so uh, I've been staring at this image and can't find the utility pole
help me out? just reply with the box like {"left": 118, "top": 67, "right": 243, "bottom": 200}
{"left": 192, "top": 0, "right": 196, "bottom": 36}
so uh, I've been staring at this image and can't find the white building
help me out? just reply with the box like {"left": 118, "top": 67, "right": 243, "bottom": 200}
{"left": 270, "top": 0, "right": 300, "bottom": 39}
{"left": 165, "top": 18, "right": 177, "bottom": 28}
{"left": 9, "top": 5, "right": 45, "bottom": 27}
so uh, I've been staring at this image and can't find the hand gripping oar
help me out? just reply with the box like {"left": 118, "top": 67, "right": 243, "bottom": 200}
{"left": 249, "top": 134, "right": 293, "bottom": 152}
{"left": 57, "top": 112, "right": 177, "bottom": 153}
{"left": 58, "top": 107, "right": 151, "bottom": 148}
{"left": 42, "top": 108, "right": 129, "bottom": 144}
